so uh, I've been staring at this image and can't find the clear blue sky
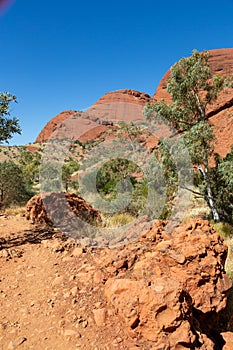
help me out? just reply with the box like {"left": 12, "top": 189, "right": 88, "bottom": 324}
{"left": 1, "top": 0, "right": 233, "bottom": 145}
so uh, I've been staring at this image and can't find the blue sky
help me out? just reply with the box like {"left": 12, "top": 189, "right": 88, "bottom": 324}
{"left": 1, "top": 0, "right": 233, "bottom": 145}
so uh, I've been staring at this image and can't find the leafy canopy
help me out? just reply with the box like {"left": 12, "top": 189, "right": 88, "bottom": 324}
{"left": 146, "top": 50, "right": 224, "bottom": 131}
{"left": 0, "top": 92, "right": 21, "bottom": 143}
{"left": 0, "top": 160, "right": 32, "bottom": 208}
{"left": 145, "top": 49, "right": 231, "bottom": 222}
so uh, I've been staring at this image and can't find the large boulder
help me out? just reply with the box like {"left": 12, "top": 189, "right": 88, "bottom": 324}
{"left": 26, "top": 192, "right": 101, "bottom": 228}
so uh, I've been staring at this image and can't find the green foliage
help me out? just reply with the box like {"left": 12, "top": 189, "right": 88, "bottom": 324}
{"left": 62, "top": 160, "right": 79, "bottom": 192}
{"left": 19, "top": 151, "right": 41, "bottom": 187}
{"left": 117, "top": 122, "right": 146, "bottom": 150}
{"left": 145, "top": 49, "right": 230, "bottom": 222}
{"left": 153, "top": 140, "right": 178, "bottom": 219}
{"left": 0, "top": 160, "right": 32, "bottom": 208}
{"left": 96, "top": 158, "right": 138, "bottom": 196}
{"left": 183, "top": 121, "right": 215, "bottom": 166}
{"left": 146, "top": 50, "right": 224, "bottom": 131}
{"left": 40, "top": 161, "right": 61, "bottom": 192}
{"left": 0, "top": 92, "right": 21, "bottom": 143}
{"left": 224, "top": 74, "right": 233, "bottom": 88}
{"left": 209, "top": 147, "right": 233, "bottom": 224}
{"left": 95, "top": 158, "right": 148, "bottom": 216}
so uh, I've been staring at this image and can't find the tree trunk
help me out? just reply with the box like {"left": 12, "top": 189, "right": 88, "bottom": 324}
{"left": 198, "top": 166, "right": 220, "bottom": 222}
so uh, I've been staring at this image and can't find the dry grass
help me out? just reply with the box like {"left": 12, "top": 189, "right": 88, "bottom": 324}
{"left": 3, "top": 204, "right": 26, "bottom": 216}
{"left": 213, "top": 222, "right": 233, "bottom": 238}
{"left": 101, "top": 213, "right": 135, "bottom": 228}
{"left": 213, "top": 222, "right": 233, "bottom": 279}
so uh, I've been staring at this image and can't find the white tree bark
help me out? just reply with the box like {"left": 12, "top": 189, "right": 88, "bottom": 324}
{"left": 198, "top": 165, "right": 220, "bottom": 222}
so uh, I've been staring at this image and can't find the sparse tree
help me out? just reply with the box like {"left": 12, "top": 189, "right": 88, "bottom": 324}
{"left": 0, "top": 160, "right": 31, "bottom": 208}
{"left": 145, "top": 49, "right": 229, "bottom": 222}
{"left": 62, "top": 160, "right": 79, "bottom": 192}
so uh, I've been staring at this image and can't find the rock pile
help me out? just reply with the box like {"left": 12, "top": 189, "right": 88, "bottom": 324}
{"left": 101, "top": 219, "right": 233, "bottom": 349}
{"left": 1, "top": 212, "right": 233, "bottom": 348}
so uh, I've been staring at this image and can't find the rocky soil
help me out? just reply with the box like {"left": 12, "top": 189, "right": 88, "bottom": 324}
{"left": 1, "top": 213, "right": 233, "bottom": 350}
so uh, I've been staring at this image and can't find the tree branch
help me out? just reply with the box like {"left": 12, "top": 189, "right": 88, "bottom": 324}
{"left": 179, "top": 185, "right": 204, "bottom": 197}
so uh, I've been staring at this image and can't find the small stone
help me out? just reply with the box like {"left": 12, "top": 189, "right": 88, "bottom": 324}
{"left": 116, "top": 337, "right": 123, "bottom": 343}
{"left": 93, "top": 271, "right": 105, "bottom": 284}
{"left": 72, "top": 247, "right": 83, "bottom": 257}
{"left": 52, "top": 276, "right": 64, "bottom": 287}
{"left": 63, "top": 329, "right": 81, "bottom": 337}
{"left": 94, "top": 302, "right": 102, "bottom": 308}
{"left": 112, "top": 337, "right": 123, "bottom": 346}
{"left": 69, "top": 275, "right": 76, "bottom": 281}
{"left": 1, "top": 249, "right": 10, "bottom": 258}
{"left": 93, "top": 308, "right": 106, "bottom": 327}
{"left": 70, "top": 286, "right": 78, "bottom": 296}
{"left": 82, "top": 320, "right": 88, "bottom": 328}
{"left": 8, "top": 337, "right": 27, "bottom": 349}
{"left": 59, "top": 320, "right": 65, "bottom": 328}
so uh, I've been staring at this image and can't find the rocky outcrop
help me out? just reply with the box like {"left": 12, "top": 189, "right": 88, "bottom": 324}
{"left": 102, "top": 219, "right": 232, "bottom": 349}
{"left": 21, "top": 200, "right": 233, "bottom": 349}
{"left": 86, "top": 89, "right": 150, "bottom": 124}
{"left": 89, "top": 89, "right": 151, "bottom": 107}
{"left": 35, "top": 90, "right": 151, "bottom": 143}
{"left": 36, "top": 110, "right": 78, "bottom": 143}
{"left": 26, "top": 192, "right": 101, "bottom": 227}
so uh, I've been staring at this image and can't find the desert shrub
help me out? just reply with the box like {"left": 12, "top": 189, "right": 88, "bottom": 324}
{"left": 102, "top": 213, "right": 134, "bottom": 228}
{"left": 0, "top": 160, "right": 33, "bottom": 208}
{"left": 213, "top": 222, "right": 233, "bottom": 239}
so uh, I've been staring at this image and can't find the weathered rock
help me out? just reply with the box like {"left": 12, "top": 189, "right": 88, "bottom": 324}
{"left": 104, "top": 219, "right": 232, "bottom": 349}
{"left": 26, "top": 192, "right": 101, "bottom": 229}
{"left": 86, "top": 89, "right": 151, "bottom": 124}
{"left": 36, "top": 110, "right": 78, "bottom": 143}
{"left": 35, "top": 90, "right": 150, "bottom": 143}
{"left": 221, "top": 331, "right": 233, "bottom": 350}
{"left": 93, "top": 308, "right": 106, "bottom": 327}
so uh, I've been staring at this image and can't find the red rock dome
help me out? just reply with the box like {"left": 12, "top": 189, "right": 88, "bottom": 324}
{"left": 35, "top": 90, "right": 151, "bottom": 143}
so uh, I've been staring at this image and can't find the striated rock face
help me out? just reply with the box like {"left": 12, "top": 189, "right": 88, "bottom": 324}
{"left": 35, "top": 90, "right": 151, "bottom": 143}
{"left": 36, "top": 110, "right": 78, "bottom": 143}
{"left": 89, "top": 89, "right": 151, "bottom": 107}
{"left": 26, "top": 192, "right": 101, "bottom": 227}
{"left": 86, "top": 89, "right": 150, "bottom": 124}
{"left": 153, "top": 48, "right": 233, "bottom": 156}
{"left": 103, "top": 219, "right": 232, "bottom": 349}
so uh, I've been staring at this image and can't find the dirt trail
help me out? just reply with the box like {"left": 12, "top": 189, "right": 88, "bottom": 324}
{"left": 0, "top": 215, "right": 135, "bottom": 350}
{"left": 1, "top": 215, "right": 233, "bottom": 350}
